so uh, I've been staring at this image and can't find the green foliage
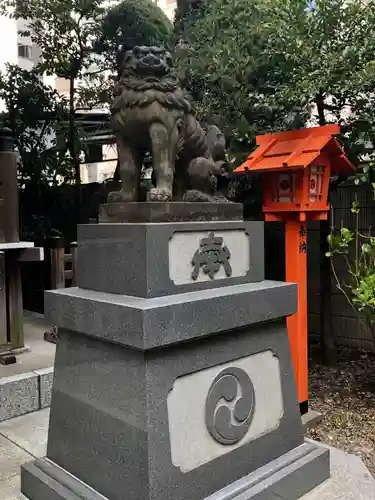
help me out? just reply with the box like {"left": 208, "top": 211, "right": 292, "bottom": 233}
{"left": 177, "top": 0, "right": 375, "bottom": 162}
{"left": 0, "top": 0, "right": 173, "bottom": 196}
{"left": 1, "top": 0, "right": 109, "bottom": 189}
{"left": 0, "top": 65, "right": 72, "bottom": 188}
{"left": 328, "top": 201, "right": 375, "bottom": 334}
{"left": 174, "top": 0, "right": 205, "bottom": 39}
{"left": 352, "top": 274, "right": 375, "bottom": 314}
{"left": 97, "top": 0, "right": 172, "bottom": 61}
{"left": 80, "top": 0, "right": 173, "bottom": 109}
{"left": 327, "top": 227, "right": 355, "bottom": 256}
{"left": 176, "top": 0, "right": 273, "bottom": 156}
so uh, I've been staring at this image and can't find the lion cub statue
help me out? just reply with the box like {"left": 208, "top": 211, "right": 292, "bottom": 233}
{"left": 111, "top": 45, "right": 229, "bottom": 202}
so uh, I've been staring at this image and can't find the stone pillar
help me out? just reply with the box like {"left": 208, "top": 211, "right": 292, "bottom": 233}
{"left": 21, "top": 202, "right": 329, "bottom": 500}
{"left": 0, "top": 127, "right": 19, "bottom": 243}
{"left": 0, "top": 128, "right": 44, "bottom": 352}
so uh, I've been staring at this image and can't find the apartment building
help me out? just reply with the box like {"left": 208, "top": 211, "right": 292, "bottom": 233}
{"left": 0, "top": 15, "right": 49, "bottom": 76}
{"left": 156, "top": 0, "right": 177, "bottom": 20}
{"left": 0, "top": 15, "right": 36, "bottom": 73}
{"left": 0, "top": 15, "right": 17, "bottom": 76}
{"left": 0, "top": 12, "right": 55, "bottom": 110}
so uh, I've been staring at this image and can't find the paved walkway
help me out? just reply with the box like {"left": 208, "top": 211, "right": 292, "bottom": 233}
{"left": 303, "top": 441, "right": 375, "bottom": 499}
{"left": 0, "top": 409, "right": 49, "bottom": 500}
{"left": 0, "top": 312, "right": 54, "bottom": 378}
{"left": 0, "top": 408, "right": 374, "bottom": 500}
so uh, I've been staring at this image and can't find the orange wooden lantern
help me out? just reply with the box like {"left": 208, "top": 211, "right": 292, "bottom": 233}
{"left": 235, "top": 124, "right": 355, "bottom": 412}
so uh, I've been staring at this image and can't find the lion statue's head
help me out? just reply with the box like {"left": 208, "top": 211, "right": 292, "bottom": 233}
{"left": 113, "top": 45, "right": 191, "bottom": 112}
{"left": 117, "top": 45, "right": 180, "bottom": 91}
{"left": 120, "top": 46, "right": 174, "bottom": 79}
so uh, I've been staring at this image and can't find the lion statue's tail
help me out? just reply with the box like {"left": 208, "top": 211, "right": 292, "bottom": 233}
{"left": 177, "top": 115, "right": 211, "bottom": 165}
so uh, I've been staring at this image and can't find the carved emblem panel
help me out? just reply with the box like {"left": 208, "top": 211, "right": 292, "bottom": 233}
{"left": 167, "top": 350, "right": 283, "bottom": 472}
{"left": 168, "top": 230, "right": 250, "bottom": 285}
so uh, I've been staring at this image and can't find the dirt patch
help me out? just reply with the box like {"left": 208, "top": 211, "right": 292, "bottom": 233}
{"left": 307, "top": 344, "right": 375, "bottom": 476}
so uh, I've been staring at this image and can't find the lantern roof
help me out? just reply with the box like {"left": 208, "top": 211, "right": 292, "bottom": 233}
{"left": 235, "top": 124, "right": 355, "bottom": 174}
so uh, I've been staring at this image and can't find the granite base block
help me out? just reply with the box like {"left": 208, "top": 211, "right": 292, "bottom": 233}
{"left": 99, "top": 201, "right": 243, "bottom": 223}
{"left": 77, "top": 221, "right": 264, "bottom": 298}
{"left": 21, "top": 442, "right": 329, "bottom": 500}
{"left": 0, "top": 372, "right": 39, "bottom": 422}
{"left": 0, "top": 368, "right": 54, "bottom": 422}
{"left": 206, "top": 442, "right": 329, "bottom": 500}
{"left": 302, "top": 410, "right": 323, "bottom": 432}
{"left": 35, "top": 368, "right": 54, "bottom": 409}
{"left": 21, "top": 458, "right": 106, "bottom": 500}
{"left": 45, "top": 281, "right": 297, "bottom": 350}
{"left": 27, "top": 321, "right": 317, "bottom": 500}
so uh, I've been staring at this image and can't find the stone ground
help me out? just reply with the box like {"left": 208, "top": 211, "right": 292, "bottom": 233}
{"left": 0, "top": 408, "right": 49, "bottom": 500}
{"left": 302, "top": 441, "right": 375, "bottom": 499}
{"left": 0, "top": 313, "right": 52, "bottom": 499}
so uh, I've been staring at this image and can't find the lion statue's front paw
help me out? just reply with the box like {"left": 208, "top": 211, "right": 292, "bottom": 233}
{"left": 107, "top": 190, "right": 123, "bottom": 203}
{"left": 183, "top": 189, "right": 232, "bottom": 203}
{"left": 147, "top": 187, "right": 173, "bottom": 202}
{"left": 107, "top": 189, "right": 139, "bottom": 203}
{"left": 183, "top": 189, "right": 213, "bottom": 202}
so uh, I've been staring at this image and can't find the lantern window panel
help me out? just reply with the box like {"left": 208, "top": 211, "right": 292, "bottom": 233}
{"left": 271, "top": 173, "right": 296, "bottom": 203}
{"left": 309, "top": 164, "right": 324, "bottom": 202}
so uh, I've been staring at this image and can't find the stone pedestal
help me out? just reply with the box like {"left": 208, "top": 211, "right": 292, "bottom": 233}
{"left": 21, "top": 203, "right": 329, "bottom": 500}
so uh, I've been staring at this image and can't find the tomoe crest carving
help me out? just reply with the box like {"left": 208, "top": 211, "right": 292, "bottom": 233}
{"left": 205, "top": 367, "right": 255, "bottom": 445}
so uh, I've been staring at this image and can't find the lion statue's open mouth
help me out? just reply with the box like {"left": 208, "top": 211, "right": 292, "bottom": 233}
{"left": 137, "top": 54, "right": 169, "bottom": 76}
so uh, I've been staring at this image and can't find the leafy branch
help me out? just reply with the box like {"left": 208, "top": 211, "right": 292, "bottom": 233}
{"left": 328, "top": 200, "right": 375, "bottom": 335}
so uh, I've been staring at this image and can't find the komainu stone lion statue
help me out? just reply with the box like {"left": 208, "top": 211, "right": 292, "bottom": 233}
{"left": 110, "top": 45, "right": 229, "bottom": 202}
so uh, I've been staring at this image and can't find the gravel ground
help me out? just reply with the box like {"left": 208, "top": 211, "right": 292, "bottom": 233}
{"left": 307, "top": 344, "right": 375, "bottom": 476}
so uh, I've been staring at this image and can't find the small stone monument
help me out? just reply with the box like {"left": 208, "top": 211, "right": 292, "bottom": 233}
{"left": 21, "top": 202, "right": 329, "bottom": 500}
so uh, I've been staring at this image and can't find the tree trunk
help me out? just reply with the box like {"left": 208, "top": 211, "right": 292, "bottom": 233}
{"left": 316, "top": 89, "right": 326, "bottom": 127}
{"left": 175, "top": 0, "right": 205, "bottom": 29}
{"left": 316, "top": 92, "right": 338, "bottom": 364}
{"left": 68, "top": 77, "right": 82, "bottom": 226}
{"left": 114, "top": 159, "right": 120, "bottom": 183}
{"left": 320, "top": 218, "right": 337, "bottom": 364}
{"left": 176, "top": 0, "right": 195, "bottom": 16}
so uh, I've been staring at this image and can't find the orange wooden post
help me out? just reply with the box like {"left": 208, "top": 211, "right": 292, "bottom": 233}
{"left": 234, "top": 124, "right": 355, "bottom": 413}
{"left": 285, "top": 217, "right": 308, "bottom": 405}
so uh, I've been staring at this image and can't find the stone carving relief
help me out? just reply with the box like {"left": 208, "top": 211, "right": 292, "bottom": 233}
{"left": 205, "top": 367, "right": 256, "bottom": 445}
{"left": 191, "top": 232, "right": 232, "bottom": 280}
{"left": 169, "top": 230, "right": 250, "bottom": 285}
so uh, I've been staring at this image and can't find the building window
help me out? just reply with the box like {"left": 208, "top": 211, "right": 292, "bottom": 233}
{"left": 18, "top": 44, "right": 32, "bottom": 59}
